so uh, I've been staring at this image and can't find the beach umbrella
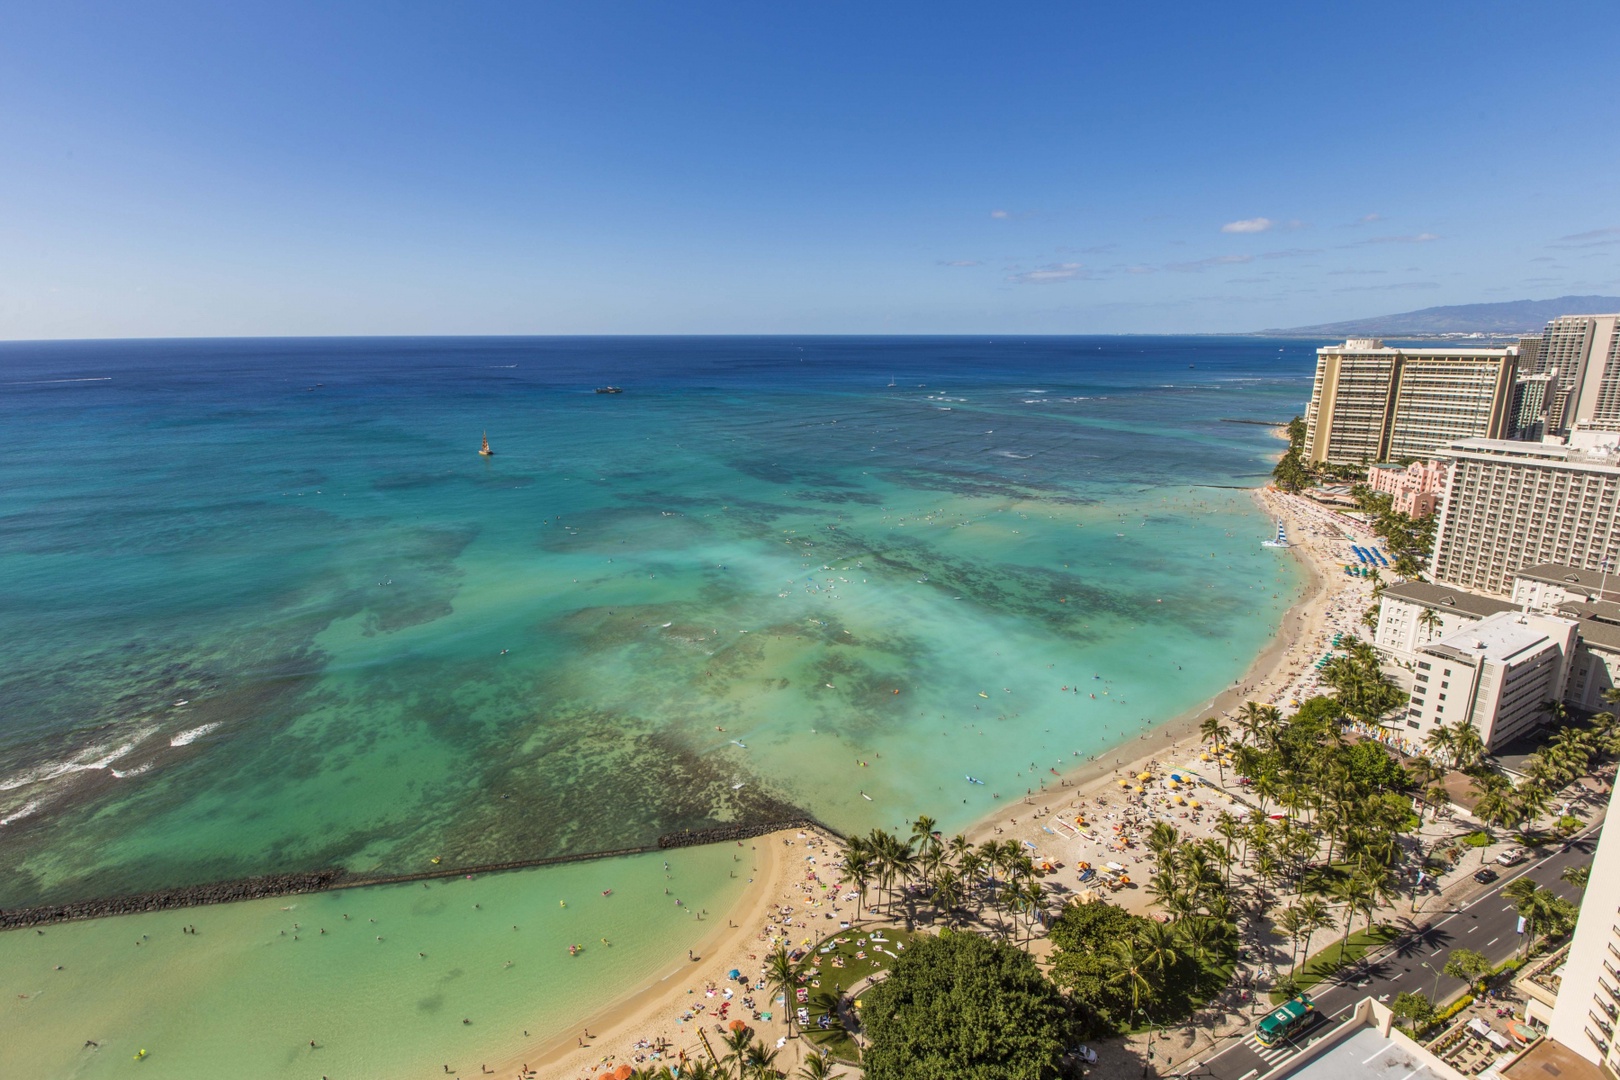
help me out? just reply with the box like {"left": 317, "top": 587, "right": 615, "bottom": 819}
{"left": 728, "top": 969, "right": 741, "bottom": 979}
{"left": 1117, "top": 779, "right": 1129, "bottom": 787}
{"left": 1137, "top": 771, "right": 1152, "bottom": 781}
{"left": 613, "top": 1066, "right": 634, "bottom": 1080}
{"left": 1173, "top": 795, "right": 1185, "bottom": 805}
{"left": 1189, "top": 799, "right": 1200, "bottom": 809}
{"left": 729, "top": 1020, "right": 748, "bottom": 1032}
{"left": 1133, "top": 785, "right": 1144, "bottom": 794}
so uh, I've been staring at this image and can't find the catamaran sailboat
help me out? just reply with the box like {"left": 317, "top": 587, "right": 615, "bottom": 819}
{"left": 1261, "top": 518, "right": 1288, "bottom": 548}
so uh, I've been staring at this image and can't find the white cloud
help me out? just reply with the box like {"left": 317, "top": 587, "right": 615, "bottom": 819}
{"left": 1221, "top": 217, "right": 1273, "bottom": 234}
{"left": 937, "top": 260, "right": 982, "bottom": 267}
{"left": 990, "top": 209, "right": 1010, "bottom": 219}
{"left": 1008, "top": 262, "right": 1087, "bottom": 284}
{"left": 1358, "top": 213, "right": 1382, "bottom": 224}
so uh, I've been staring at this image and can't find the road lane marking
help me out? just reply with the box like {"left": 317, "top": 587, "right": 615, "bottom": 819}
{"left": 1468, "top": 925, "right": 1478, "bottom": 933}
{"left": 1486, "top": 937, "right": 1499, "bottom": 946}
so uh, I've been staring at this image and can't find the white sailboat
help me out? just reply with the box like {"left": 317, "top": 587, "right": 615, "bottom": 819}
{"left": 1261, "top": 518, "right": 1289, "bottom": 548}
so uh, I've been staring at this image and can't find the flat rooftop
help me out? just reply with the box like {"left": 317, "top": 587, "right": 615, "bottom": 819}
{"left": 1441, "top": 439, "right": 1620, "bottom": 471}
{"left": 1266, "top": 1023, "right": 1460, "bottom": 1080}
{"left": 1422, "top": 611, "right": 1562, "bottom": 665}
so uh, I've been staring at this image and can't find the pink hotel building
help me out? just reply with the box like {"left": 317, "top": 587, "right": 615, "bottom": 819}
{"left": 1366, "top": 459, "right": 1449, "bottom": 517}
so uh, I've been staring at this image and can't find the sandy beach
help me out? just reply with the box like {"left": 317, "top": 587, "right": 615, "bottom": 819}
{"left": 456, "top": 486, "right": 1380, "bottom": 1079}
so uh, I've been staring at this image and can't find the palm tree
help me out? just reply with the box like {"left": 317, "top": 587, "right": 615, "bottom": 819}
{"left": 843, "top": 850, "right": 873, "bottom": 924}
{"left": 1561, "top": 865, "right": 1590, "bottom": 891}
{"left": 1148, "top": 821, "right": 1181, "bottom": 863}
{"left": 1423, "top": 723, "right": 1457, "bottom": 768}
{"left": 1451, "top": 721, "right": 1486, "bottom": 773}
{"left": 1138, "top": 921, "right": 1182, "bottom": 978}
{"left": 1502, "top": 879, "right": 1574, "bottom": 957}
{"left": 1274, "top": 904, "right": 1308, "bottom": 969}
{"left": 1214, "top": 812, "right": 1242, "bottom": 885}
{"left": 720, "top": 1027, "right": 756, "bottom": 1080}
{"left": 763, "top": 944, "right": 804, "bottom": 1041}
{"left": 930, "top": 870, "right": 964, "bottom": 927}
{"left": 797, "top": 1052, "right": 843, "bottom": 1080}
{"left": 910, "top": 815, "right": 940, "bottom": 856}
{"left": 1295, "top": 896, "right": 1336, "bottom": 970}
{"left": 743, "top": 1042, "right": 780, "bottom": 1079}
{"left": 1417, "top": 606, "right": 1442, "bottom": 641}
{"left": 1200, "top": 716, "right": 1231, "bottom": 783}
{"left": 1106, "top": 936, "right": 1157, "bottom": 1020}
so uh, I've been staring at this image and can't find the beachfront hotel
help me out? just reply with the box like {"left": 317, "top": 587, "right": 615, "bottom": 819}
{"left": 1429, "top": 438, "right": 1620, "bottom": 597}
{"left": 1546, "top": 781, "right": 1620, "bottom": 1073}
{"left": 1375, "top": 566, "right": 1620, "bottom": 743}
{"left": 1366, "top": 459, "right": 1449, "bottom": 517}
{"left": 1302, "top": 339, "right": 1518, "bottom": 465}
{"left": 1403, "top": 610, "right": 1577, "bottom": 750}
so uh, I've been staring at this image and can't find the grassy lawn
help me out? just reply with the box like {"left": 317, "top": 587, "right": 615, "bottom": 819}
{"left": 1272, "top": 924, "right": 1400, "bottom": 1002}
{"left": 796, "top": 926, "right": 918, "bottom": 1063}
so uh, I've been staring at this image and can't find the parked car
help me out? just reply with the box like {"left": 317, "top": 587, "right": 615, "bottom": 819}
{"left": 1496, "top": 848, "right": 1528, "bottom": 867}
{"left": 1072, "top": 1045, "right": 1098, "bottom": 1065}
{"left": 1474, "top": 867, "right": 1499, "bottom": 884}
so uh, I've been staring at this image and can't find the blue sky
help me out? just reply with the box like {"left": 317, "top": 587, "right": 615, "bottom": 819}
{"left": 2, "top": 2, "right": 1617, "bottom": 337}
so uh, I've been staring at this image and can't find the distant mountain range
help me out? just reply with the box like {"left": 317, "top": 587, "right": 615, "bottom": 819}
{"left": 1260, "top": 296, "right": 1620, "bottom": 338}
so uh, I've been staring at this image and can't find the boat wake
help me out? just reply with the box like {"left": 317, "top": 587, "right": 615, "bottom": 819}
{"left": 170, "top": 723, "right": 221, "bottom": 747}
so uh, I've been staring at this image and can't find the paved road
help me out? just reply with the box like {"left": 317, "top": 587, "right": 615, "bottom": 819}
{"left": 1176, "top": 825, "right": 1601, "bottom": 1080}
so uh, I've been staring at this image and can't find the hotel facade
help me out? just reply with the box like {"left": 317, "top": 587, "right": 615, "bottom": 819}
{"left": 1429, "top": 439, "right": 1620, "bottom": 597}
{"left": 1303, "top": 339, "right": 1518, "bottom": 465}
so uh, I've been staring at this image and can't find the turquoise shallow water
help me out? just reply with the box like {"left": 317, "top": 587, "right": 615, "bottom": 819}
{"left": 0, "top": 843, "right": 748, "bottom": 1079}
{"left": 0, "top": 336, "right": 1313, "bottom": 1075}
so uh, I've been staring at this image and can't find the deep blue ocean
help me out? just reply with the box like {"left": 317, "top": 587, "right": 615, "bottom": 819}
{"left": 0, "top": 336, "right": 1317, "bottom": 908}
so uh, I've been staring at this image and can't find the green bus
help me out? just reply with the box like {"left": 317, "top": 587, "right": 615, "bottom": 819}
{"left": 1256, "top": 995, "right": 1316, "bottom": 1047}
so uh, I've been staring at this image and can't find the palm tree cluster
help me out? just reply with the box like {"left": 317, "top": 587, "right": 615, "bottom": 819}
{"left": 1318, "top": 636, "right": 1407, "bottom": 725}
{"left": 614, "top": 1038, "right": 844, "bottom": 1080}
{"left": 839, "top": 818, "right": 1048, "bottom": 944}
{"left": 1431, "top": 704, "right": 1619, "bottom": 836}
{"left": 1348, "top": 485, "right": 1438, "bottom": 579}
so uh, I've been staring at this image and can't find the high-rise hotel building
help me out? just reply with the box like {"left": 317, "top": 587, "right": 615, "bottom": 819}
{"left": 1547, "top": 781, "right": 1620, "bottom": 1071}
{"left": 1302, "top": 339, "right": 1518, "bottom": 464}
{"left": 1429, "top": 438, "right": 1620, "bottom": 595}
{"left": 1527, "top": 313, "right": 1620, "bottom": 435}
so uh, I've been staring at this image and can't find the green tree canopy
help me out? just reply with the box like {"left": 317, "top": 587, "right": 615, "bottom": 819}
{"left": 862, "top": 930, "right": 1078, "bottom": 1080}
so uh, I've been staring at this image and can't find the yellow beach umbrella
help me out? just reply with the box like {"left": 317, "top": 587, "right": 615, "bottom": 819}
{"left": 1189, "top": 799, "right": 1200, "bottom": 809}
{"left": 1117, "top": 779, "right": 1129, "bottom": 788}
{"left": 1138, "top": 771, "right": 1152, "bottom": 781}
{"left": 1133, "top": 785, "right": 1145, "bottom": 794}
{"left": 1199, "top": 752, "right": 1211, "bottom": 762}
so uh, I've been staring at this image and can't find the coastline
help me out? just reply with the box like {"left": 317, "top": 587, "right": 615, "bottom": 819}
{"left": 469, "top": 485, "right": 1372, "bottom": 1079}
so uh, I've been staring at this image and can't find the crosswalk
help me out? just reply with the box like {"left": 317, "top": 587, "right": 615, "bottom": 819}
{"left": 1249, "top": 1034, "right": 1300, "bottom": 1067}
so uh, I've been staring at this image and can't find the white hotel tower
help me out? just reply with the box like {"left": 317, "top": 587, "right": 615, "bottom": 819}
{"left": 1549, "top": 782, "right": 1620, "bottom": 1072}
